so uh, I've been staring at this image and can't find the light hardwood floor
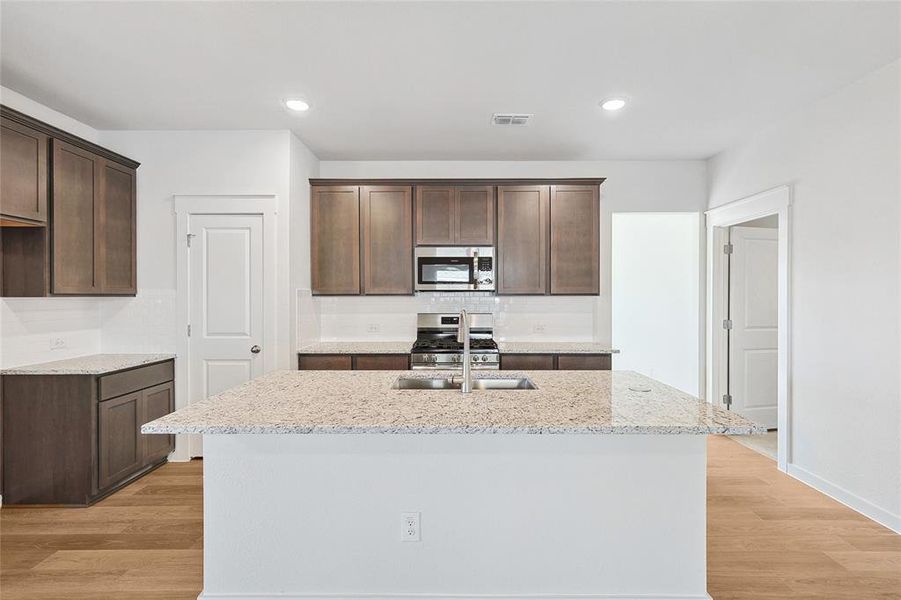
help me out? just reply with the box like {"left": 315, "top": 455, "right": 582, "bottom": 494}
{"left": 1, "top": 437, "right": 899, "bottom": 599}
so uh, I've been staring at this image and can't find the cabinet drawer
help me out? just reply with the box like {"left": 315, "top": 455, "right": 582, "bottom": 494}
{"left": 99, "top": 360, "right": 174, "bottom": 401}
{"left": 500, "top": 354, "right": 556, "bottom": 370}
{"left": 298, "top": 354, "right": 353, "bottom": 370}
{"left": 353, "top": 354, "right": 409, "bottom": 370}
{"left": 557, "top": 354, "right": 611, "bottom": 370}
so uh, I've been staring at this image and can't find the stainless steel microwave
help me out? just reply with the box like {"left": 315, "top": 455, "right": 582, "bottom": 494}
{"left": 414, "top": 247, "right": 495, "bottom": 292}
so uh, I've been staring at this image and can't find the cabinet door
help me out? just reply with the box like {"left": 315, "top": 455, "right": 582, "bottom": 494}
{"left": 455, "top": 186, "right": 495, "bottom": 245}
{"left": 497, "top": 185, "right": 548, "bottom": 294}
{"left": 556, "top": 354, "right": 611, "bottom": 370}
{"left": 298, "top": 354, "right": 353, "bottom": 370}
{"left": 51, "top": 140, "right": 99, "bottom": 294}
{"left": 361, "top": 186, "right": 413, "bottom": 294}
{"left": 501, "top": 354, "right": 556, "bottom": 370}
{"left": 0, "top": 118, "right": 48, "bottom": 223}
{"left": 550, "top": 185, "right": 599, "bottom": 295}
{"left": 353, "top": 354, "right": 410, "bottom": 370}
{"left": 98, "top": 160, "right": 137, "bottom": 294}
{"left": 415, "top": 186, "right": 455, "bottom": 245}
{"left": 142, "top": 382, "right": 174, "bottom": 465}
{"left": 311, "top": 186, "right": 360, "bottom": 294}
{"left": 98, "top": 392, "right": 142, "bottom": 490}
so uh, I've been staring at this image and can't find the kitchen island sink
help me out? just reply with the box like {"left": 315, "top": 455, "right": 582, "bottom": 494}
{"left": 391, "top": 375, "right": 537, "bottom": 390}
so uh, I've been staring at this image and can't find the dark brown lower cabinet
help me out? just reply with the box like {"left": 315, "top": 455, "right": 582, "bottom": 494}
{"left": 353, "top": 354, "right": 410, "bottom": 370}
{"left": 298, "top": 354, "right": 354, "bottom": 370}
{"left": 298, "top": 354, "right": 409, "bottom": 370}
{"left": 2, "top": 360, "right": 174, "bottom": 505}
{"left": 500, "top": 354, "right": 556, "bottom": 370}
{"left": 556, "top": 354, "right": 611, "bottom": 370}
{"left": 501, "top": 353, "right": 612, "bottom": 371}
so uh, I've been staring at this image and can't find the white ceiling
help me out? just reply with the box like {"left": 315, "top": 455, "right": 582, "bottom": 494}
{"left": 1, "top": 1, "right": 898, "bottom": 160}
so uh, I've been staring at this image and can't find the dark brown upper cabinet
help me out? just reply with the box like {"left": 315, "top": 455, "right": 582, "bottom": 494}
{"left": 549, "top": 185, "right": 599, "bottom": 295}
{"left": 310, "top": 179, "right": 602, "bottom": 297}
{"left": 51, "top": 141, "right": 137, "bottom": 295}
{"left": 311, "top": 185, "right": 361, "bottom": 295}
{"left": 51, "top": 140, "right": 99, "bottom": 294}
{"left": 1, "top": 106, "right": 139, "bottom": 297}
{"left": 497, "top": 185, "right": 548, "bottom": 294}
{"left": 415, "top": 186, "right": 455, "bottom": 244}
{"left": 415, "top": 185, "right": 495, "bottom": 246}
{"left": 98, "top": 160, "right": 137, "bottom": 294}
{"left": 1, "top": 118, "right": 48, "bottom": 224}
{"left": 361, "top": 185, "right": 413, "bottom": 294}
{"left": 455, "top": 186, "right": 495, "bottom": 245}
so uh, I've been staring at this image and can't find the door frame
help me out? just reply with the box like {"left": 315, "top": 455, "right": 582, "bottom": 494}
{"left": 705, "top": 185, "right": 791, "bottom": 472}
{"left": 173, "top": 195, "right": 278, "bottom": 461}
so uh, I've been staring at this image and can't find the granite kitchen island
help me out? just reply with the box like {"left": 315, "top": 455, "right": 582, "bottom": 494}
{"left": 143, "top": 370, "right": 761, "bottom": 600}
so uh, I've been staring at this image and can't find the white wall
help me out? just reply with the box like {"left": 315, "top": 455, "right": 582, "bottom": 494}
{"left": 612, "top": 213, "right": 701, "bottom": 395}
{"left": 290, "top": 134, "right": 321, "bottom": 349}
{"left": 315, "top": 161, "right": 708, "bottom": 346}
{"left": 0, "top": 87, "right": 105, "bottom": 368}
{"left": 708, "top": 60, "right": 901, "bottom": 530}
{"left": 97, "top": 130, "right": 307, "bottom": 370}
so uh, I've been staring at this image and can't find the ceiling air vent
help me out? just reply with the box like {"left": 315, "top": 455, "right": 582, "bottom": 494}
{"left": 491, "top": 113, "right": 533, "bottom": 126}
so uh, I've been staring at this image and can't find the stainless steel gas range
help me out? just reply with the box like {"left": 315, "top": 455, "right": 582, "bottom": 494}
{"left": 410, "top": 313, "right": 499, "bottom": 370}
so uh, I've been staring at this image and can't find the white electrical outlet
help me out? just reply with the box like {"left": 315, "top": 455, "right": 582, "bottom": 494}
{"left": 401, "top": 512, "right": 420, "bottom": 542}
{"left": 49, "top": 336, "right": 68, "bottom": 350}
{"left": 532, "top": 323, "right": 546, "bottom": 333}
{"left": 367, "top": 323, "right": 381, "bottom": 333}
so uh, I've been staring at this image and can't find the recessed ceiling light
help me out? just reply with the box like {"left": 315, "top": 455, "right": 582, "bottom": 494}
{"left": 600, "top": 98, "right": 626, "bottom": 111}
{"left": 285, "top": 99, "right": 310, "bottom": 112}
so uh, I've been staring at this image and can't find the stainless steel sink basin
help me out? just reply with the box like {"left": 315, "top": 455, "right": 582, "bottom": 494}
{"left": 392, "top": 376, "right": 537, "bottom": 390}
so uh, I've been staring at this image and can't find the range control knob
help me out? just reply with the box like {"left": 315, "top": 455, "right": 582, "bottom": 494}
{"left": 482, "top": 278, "right": 493, "bottom": 284}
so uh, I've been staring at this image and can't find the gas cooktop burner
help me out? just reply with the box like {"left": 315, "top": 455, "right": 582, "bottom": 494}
{"left": 410, "top": 312, "right": 500, "bottom": 369}
{"left": 411, "top": 338, "right": 498, "bottom": 353}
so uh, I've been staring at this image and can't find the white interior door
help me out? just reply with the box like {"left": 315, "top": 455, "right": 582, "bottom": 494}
{"left": 728, "top": 225, "right": 778, "bottom": 428}
{"left": 188, "top": 213, "right": 264, "bottom": 456}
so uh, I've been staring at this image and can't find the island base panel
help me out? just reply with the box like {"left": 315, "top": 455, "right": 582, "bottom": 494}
{"left": 200, "top": 434, "right": 708, "bottom": 599}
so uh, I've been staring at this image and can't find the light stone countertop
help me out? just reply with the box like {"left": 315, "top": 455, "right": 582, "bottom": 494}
{"left": 1, "top": 354, "right": 176, "bottom": 375}
{"left": 142, "top": 369, "right": 763, "bottom": 436}
{"left": 298, "top": 341, "right": 413, "bottom": 354}
{"left": 497, "top": 342, "right": 619, "bottom": 354}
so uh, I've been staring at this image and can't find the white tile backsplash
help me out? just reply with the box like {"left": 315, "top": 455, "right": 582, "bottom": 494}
{"left": 0, "top": 298, "right": 103, "bottom": 368}
{"left": 313, "top": 293, "right": 597, "bottom": 342}
{"left": 0, "top": 290, "right": 178, "bottom": 369}
{"left": 100, "top": 289, "right": 178, "bottom": 354}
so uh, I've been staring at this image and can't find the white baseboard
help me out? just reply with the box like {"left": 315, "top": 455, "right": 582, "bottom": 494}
{"left": 787, "top": 463, "right": 901, "bottom": 534}
{"left": 198, "top": 594, "right": 712, "bottom": 600}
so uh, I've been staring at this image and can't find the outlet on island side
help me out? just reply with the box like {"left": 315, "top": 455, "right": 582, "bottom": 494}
{"left": 367, "top": 323, "right": 381, "bottom": 333}
{"left": 401, "top": 512, "right": 420, "bottom": 542}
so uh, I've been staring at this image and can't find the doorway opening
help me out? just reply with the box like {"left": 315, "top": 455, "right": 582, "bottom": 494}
{"left": 706, "top": 186, "right": 791, "bottom": 472}
{"left": 723, "top": 215, "right": 779, "bottom": 460}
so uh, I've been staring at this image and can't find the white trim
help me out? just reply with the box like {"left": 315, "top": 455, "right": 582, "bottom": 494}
{"left": 198, "top": 593, "right": 712, "bottom": 600}
{"left": 173, "top": 194, "right": 278, "bottom": 460}
{"left": 787, "top": 463, "right": 901, "bottom": 534}
{"left": 705, "top": 185, "right": 791, "bottom": 472}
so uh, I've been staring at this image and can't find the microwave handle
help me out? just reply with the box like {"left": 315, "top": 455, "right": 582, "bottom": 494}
{"left": 471, "top": 251, "right": 479, "bottom": 287}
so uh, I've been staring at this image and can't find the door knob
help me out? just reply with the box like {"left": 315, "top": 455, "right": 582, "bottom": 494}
{"left": 251, "top": 345, "right": 261, "bottom": 354}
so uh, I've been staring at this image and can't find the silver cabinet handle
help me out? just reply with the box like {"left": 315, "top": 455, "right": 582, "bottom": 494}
{"left": 251, "top": 345, "right": 261, "bottom": 354}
